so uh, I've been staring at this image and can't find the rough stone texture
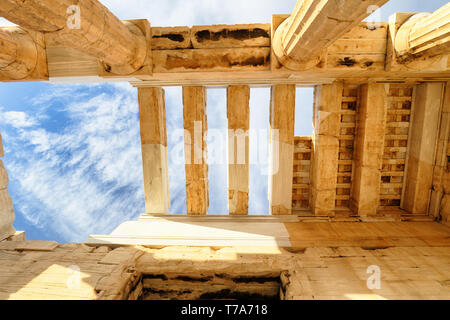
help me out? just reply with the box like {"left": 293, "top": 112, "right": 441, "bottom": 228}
{"left": 351, "top": 84, "right": 388, "bottom": 216}
{"left": 0, "top": 221, "right": 449, "bottom": 300}
{"left": 442, "top": 155, "right": 450, "bottom": 225}
{"left": 0, "top": 160, "right": 8, "bottom": 190}
{"left": 394, "top": 3, "right": 450, "bottom": 61}
{"left": 0, "top": 134, "right": 15, "bottom": 241}
{"left": 0, "top": 28, "right": 37, "bottom": 80}
{"left": 429, "top": 82, "right": 450, "bottom": 220}
{"left": 0, "top": 243, "right": 140, "bottom": 300}
{"left": 138, "top": 87, "right": 170, "bottom": 214}
{"left": 3, "top": 231, "right": 26, "bottom": 242}
{"left": 227, "top": 85, "right": 250, "bottom": 215}
{"left": 311, "top": 82, "right": 342, "bottom": 216}
{"left": 404, "top": 83, "right": 444, "bottom": 214}
{"left": 273, "top": 0, "right": 389, "bottom": 69}
{"left": 269, "top": 85, "right": 296, "bottom": 215}
{"left": 0, "top": 0, "right": 147, "bottom": 74}
{"left": 183, "top": 86, "right": 209, "bottom": 215}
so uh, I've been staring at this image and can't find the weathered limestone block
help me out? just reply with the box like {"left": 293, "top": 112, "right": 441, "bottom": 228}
{"left": 311, "top": 83, "right": 343, "bottom": 216}
{"left": 191, "top": 24, "right": 271, "bottom": 49}
{"left": 351, "top": 84, "right": 388, "bottom": 216}
{"left": 0, "top": 160, "right": 9, "bottom": 189}
{"left": 183, "top": 87, "right": 209, "bottom": 215}
{"left": 394, "top": 3, "right": 450, "bottom": 62}
{"left": 444, "top": 170, "right": 450, "bottom": 195}
{"left": 151, "top": 26, "right": 192, "bottom": 50}
{"left": 272, "top": 0, "right": 389, "bottom": 69}
{"left": 227, "top": 85, "right": 250, "bottom": 215}
{"left": 0, "top": 27, "right": 40, "bottom": 80}
{"left": 0, "top": 0, "right": 147, "bottom": 75}
{"left": 0, "top": 189, "right": 15, "bottom": 241}
{"left": 3, "top": 231, "right": 26, "bottom": 242}
{"left": 152, "top": 47, "right": 270, "bottom": 73}
{"left": 269, "top": 84, "right": 295, "bottom": 215}
{"left": 0, "top": 134, "right": 15, "bottom": 241}
{"left": 442, "top": 203, "right": 450, "bottom": 225}
{"left": 441, "top": 153, "right": 450, "bottom": 224}
{"left": 442, "top": 171, "right": 450, "bottom": 224}
{"left": 138, "top": 87, "right": 170, "bottom": 214}
{"left": 430, "top": 83, "right": 450, "bottom": 221}
{"left": 403, "top": 83, "right": 444, "bottom": 214}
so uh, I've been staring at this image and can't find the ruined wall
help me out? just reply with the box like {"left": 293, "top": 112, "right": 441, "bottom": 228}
{"left": 1, "top": 227, "right": 450, "bottom": 300}
{"left": 0, "top": 133, "right": 15, "bottom": 241}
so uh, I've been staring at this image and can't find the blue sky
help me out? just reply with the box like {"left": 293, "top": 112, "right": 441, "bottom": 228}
{"left": 0, "top": 0, "right": 447, "bottom": 243}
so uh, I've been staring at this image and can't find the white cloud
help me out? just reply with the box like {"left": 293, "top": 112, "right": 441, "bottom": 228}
{"left": 101, "top": 0, "right": 297, "bottom": 26}
{"left": 0, "top": 111, "right": 37, "bottom": 128}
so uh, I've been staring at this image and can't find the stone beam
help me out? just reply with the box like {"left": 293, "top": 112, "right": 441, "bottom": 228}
{"left": 138, "top": 87, "right": 170, "bottom": 214}
{"left": 395, "top": 3, "right": 450, "bottom": 63}
{"left": 269, "top": 84, "right": 295, "bottom": 215}
{"left": 403, "top": 83, "right": 445, "bottom": 215}
{"left": 310, "top": 82, "right": 342, "bottom": 216}
{"left": 0, "top": 27, "right": 47, "bottom": 81}
{"left": 227, "top": 85, "right": 250, "bottom": 215}
{"left": 0, "top": 133, "right": 15, "bottom": 241}
{"left": 0, "top": 0, "right": 147, "bottom": 75}
{"left": 351, "top": 84, "right": 388, "bottom": 216}
{"left": 0, "top": 21, "right": 446, "bottom": 83}
{"left": 273, "top": 0, "right": 389, "bottom": 70}
{"left": 183, "top": 86, "right": 209, "bottom": 215}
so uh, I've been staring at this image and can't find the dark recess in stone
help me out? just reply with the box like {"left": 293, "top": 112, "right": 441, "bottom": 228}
{"left": 175, "top": 275, "right": 213, "bottom": 282}
{"left": 232, "top": 276, "right": 280, "bottom": 284}
{"left": 229, "top": 56, "right": 268, "bottom": 67}
{"left": 153, "top": 34, "right": 185, "bottom": 42}
{"left": 195, "top": 28, "right": 269, "bottom": 42}
{"left": 144, "top": 274, "right": 168, "bottom": 280}
{"left": 338, "top": 57, "right": 357, "bottom": 67}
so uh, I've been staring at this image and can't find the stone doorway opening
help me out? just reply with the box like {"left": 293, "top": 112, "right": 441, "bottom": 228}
{"left": 138, "top": 272, "right": 287, "bottom": 300}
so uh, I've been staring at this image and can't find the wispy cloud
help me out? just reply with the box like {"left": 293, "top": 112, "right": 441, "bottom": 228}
{"left": 1, "top": 84, "right": 145, "bottom": 242}
{"left": 0, "top": 110, "right": 37, "bottom": 128}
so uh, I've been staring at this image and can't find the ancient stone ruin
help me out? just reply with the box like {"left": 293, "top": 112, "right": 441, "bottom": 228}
{"left": 0, "top": 0, "right": 449, "bottom": 300}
